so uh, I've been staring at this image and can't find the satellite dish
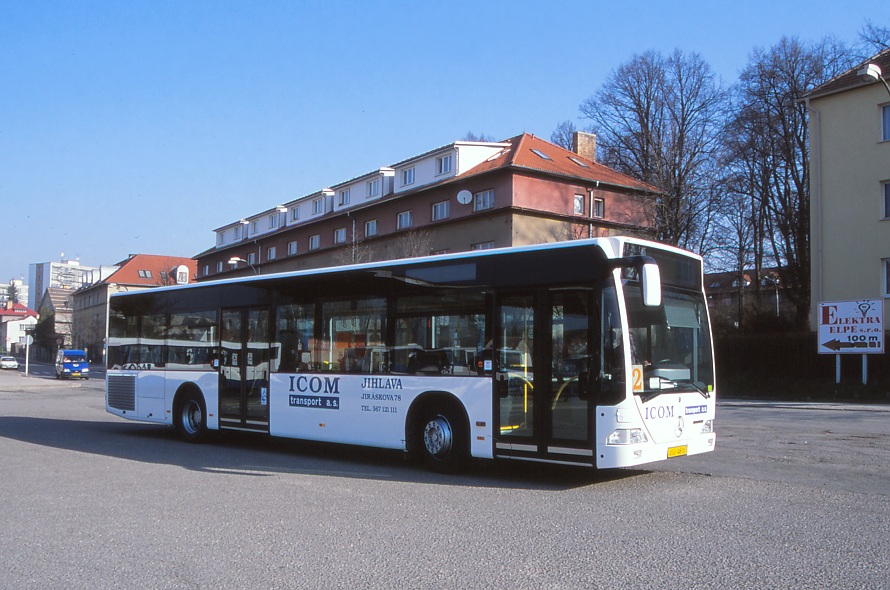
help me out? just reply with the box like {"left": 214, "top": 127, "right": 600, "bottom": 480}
{"left": 456, "top": 190, "right": 472, "bottom": 205}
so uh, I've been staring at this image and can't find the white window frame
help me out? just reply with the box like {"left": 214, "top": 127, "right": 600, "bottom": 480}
{"left": 436, "top": 154, "right": 453, "bottom": 175}
{"left": 217, "top": 233, "right": 225, "bottom": 245}
{"left": 338, "top": 189, "right": 350, "bottom": 206}
{"left": 471, "top": 241, "right": 494, "bottom": 251}
{"left": 365, "top": 219, "right": 378, "bottom": 237}
{"left": 234, "top": 225, "right": 243, "bottom": 240}
{"left": 309, "top": 235, "right": 320, "bottom": 251}
{"left": 367, "top": 179, "right": 380, "bottom": 198}
{"left": 402, "top": 167, "right": 415, "bottom": 186}
{"left": 247, "top": 252, "right": 256, "bottom": 265}
{"left": 432, "top": 200, "right": 450, "bottom": 221}
{"left": 267, "top": 246, "right": 277, "bottom": 261}
{"left": 216, "top": 261, "right": 224, "bottom": 273}
{"left": 203, "top": 264, "right": 210, "bottom": 277}
{"left": 334, "top": 227, "right": 347, "bottom": 244}
{"left": 474, "top": 189, "right": 494, "bottom": 211}
{"left": 397, "top": 210, "right": 413, "bottom": 230}
{"left": 269, "top": 214, "right": 278, "bottom": 229}
{"left": 593, "top": 197, "right": 605, "bottom": 218}
{"left": 288, "top": 241, "right": 298, "bottom": 256}
{"left": 573, "top": 194, "right": 585, "bottom": 215}
{"left": 312, "top": 198, "right": 324, "bottom": 215}
{"left": 291, "top": 207, "right": 300, "bottom": 221}
{"left": 251, "top": 220, "right": 259, "bottom": 234}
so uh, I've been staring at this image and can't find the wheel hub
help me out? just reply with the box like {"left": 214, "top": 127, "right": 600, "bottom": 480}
{"left": 423, "top": 416, "right": 452, "bottom": 458}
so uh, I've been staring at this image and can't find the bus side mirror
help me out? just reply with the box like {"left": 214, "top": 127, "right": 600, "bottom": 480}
{"left": 642, "top": 262, "right": 661, "bottom": 307}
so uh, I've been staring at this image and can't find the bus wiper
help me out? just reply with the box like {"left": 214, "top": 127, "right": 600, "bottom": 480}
{"left": 681, "top": 380, "right": 711, "bottom": 399}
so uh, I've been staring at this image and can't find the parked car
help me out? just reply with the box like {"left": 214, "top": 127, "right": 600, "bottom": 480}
{"left": 0, "top": 356, "right": 19, "bottom": 370}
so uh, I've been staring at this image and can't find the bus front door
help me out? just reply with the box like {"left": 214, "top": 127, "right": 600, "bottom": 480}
{"left": 494, "top": 290, "right": 594, "bottom": 464}
{"left": 219, "top": 307, "right": 271, "bottom": 432}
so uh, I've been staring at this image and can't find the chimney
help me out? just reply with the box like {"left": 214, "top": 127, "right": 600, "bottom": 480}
{"left": 572, "top": 131, "right": 596, "bottom": 162}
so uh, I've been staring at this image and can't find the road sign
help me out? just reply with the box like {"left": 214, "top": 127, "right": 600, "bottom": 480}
{"left": 818, "top": 299, "right": 884, "bottom": 354}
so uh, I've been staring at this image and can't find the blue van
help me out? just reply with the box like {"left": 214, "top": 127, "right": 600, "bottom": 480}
{"left": 56, "top": 349, "right": 90, "bottom": 380}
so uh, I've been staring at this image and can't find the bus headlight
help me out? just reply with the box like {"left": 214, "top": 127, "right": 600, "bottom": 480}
{"left": 701, "top": 420, "right": 713, "bottom": 434}
{"left": 607, "top": 428, "right": 648, "bottom": 445}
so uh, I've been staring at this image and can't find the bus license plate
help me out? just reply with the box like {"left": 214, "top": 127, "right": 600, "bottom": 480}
{"left": 667, "top": 445, "right": 687, "bottom": 458}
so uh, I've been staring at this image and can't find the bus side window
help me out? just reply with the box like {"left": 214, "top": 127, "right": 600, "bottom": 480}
{"left": 320, "top": 299, "right": 387, "bottom": 374}
{"left": 275, "top": 303, "right": 315, "bottom": 373}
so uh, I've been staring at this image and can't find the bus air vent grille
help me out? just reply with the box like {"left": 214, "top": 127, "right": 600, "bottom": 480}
{"left": 107, "top": 375, "right": 136, "bottom": 411}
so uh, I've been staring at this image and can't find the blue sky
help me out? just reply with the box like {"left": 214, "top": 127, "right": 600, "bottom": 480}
{"left": 1, "top": 0, "right": 887, "bottom": 286}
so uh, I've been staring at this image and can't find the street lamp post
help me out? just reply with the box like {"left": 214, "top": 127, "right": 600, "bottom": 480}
{"left": 228, "top": 257, "right": 259, "bottom": 275}
{"left": 857, "top": 62, "right": 890, "bottom": 97}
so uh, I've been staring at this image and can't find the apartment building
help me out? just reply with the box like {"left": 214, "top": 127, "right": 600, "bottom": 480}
{"left": 806, "top": 47, "right": 890, "bottom": 328}
{"left": 197, "top": 132, "right": 657, "bottom": 278}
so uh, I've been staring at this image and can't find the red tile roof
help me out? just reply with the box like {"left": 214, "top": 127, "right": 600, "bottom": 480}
{"left": 461, "top": 133, "right": 658, "bottom": 192}
{"left": 105, "top": 254, "right": 197, "bottom": 286}
{"left": 806, "top": 47, "right": 890, "bottom": 100}
{"left": 0, "top": 302, "right": 37, "bottom": 318}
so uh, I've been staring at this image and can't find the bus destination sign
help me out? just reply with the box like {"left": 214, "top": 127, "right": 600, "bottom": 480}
{"left": 818, "top": 299, "right": 884, "bottom": 354}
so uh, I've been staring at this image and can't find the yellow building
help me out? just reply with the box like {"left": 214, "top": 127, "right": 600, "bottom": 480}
{"left": 806, "top": 48, "right": 890, "bottom": 329}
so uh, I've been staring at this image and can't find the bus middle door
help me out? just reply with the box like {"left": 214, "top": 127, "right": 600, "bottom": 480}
{"left": 219, "top": 307, "right": 271, "bottom": 432}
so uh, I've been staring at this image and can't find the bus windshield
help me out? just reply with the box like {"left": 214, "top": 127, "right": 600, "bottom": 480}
{"left": 625, "top": 285, "right": 714, "bottom": 397}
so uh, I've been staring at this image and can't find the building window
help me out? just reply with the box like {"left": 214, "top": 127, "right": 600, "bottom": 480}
{"left": 885, "top": 259, "right": 890, "bottom": 297}
{"left": 574, "top": 194, "right": 585, "bottom": 215}
{"left": 883, "top": 105, "right": 890, "bottom": 142}
{"left": 217, "top": 233, "right": 225, "bottom": 245}
{"left": 267, "top": 247, "right": 276, "bottom": 261}
{"left": 313, "top": 199, "right": 323, "bottom": 215}
{"left": 334, "top": 227, "right": 347, "bottom": 244}
{"left": 234, "top": 225, "right": 243, "bottom": 239}
{"left": 309, "top": 235, "right": 320, "bottom": 251}
{"left": 338, "top": 189, "right": 350, "bottom": 206}
{"left": 402, "top": 167, "right": 415, "bottom": 186}
{"left": 471, "top": 241, "right": 494, "bottom": 250}
{"left": 251, "top": 221, "right": 259, "bottom": 234}
{"left": 883, "top": 182, "right": 890, "bottom": 219}
{"left": 291, "top": 207, "right": 300, "bottom": 222}
{"left": 288, "top": 241, "right": 298, "bottom": 256}
{"left": 247, "top": 252, "right": 256, "bottom": 265}
{"left": 397, "top": 211, "right": 413, "bottom": 230}
{"left": 430, "top": 249, "right": 449, "bottom": 255}
{"left": 474, "top": 189, "right": 494, "bottom": 211}
{"left": 203, "top": 264, "right": 210, "bottom": 276}
{"left": 436, "top": 154, "right": 453, "bottom": 175}
{"left": 365, "top": 219, "right": 378, "bottom": 237}
{"left": 593, "top": 197, "right": 605, "bottom": 218}
{"left": 269, "top": 214, "right": 279, "bottom": 229}
{"left": 367, "top": 179, "right": 380, "bottom": 198}
{"left": 216, "top": 261, "right": 224, "bottom": 273}
{"left": 137, "top": 270, "right": 152, "bottom": 279}
{"left": 432, "top": 200, "right": 450, "bottom": 221}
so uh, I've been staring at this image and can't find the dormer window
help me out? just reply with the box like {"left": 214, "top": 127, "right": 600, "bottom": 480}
{"left": 269, "top": 214, "right": 279, "bottom": 229}
{"left": 291, "top": 207, "right": 300, "bottom": 221}
{"left": 234, "top": 225, "right": 243, "bottom": 240}
{"left": 313, "top": 198, "right": 323, "bottom": 215}
{"left": 367, "top": 179, "right": 380, "bottom": 198}
{"left": 436, "top": 154, "right": 453, "bottom": 175}
{"left": 402, "top": 167, "right": 415, "bottom": 186}
{"left": 338, "top": 189, "right": 350, "bottom": 206}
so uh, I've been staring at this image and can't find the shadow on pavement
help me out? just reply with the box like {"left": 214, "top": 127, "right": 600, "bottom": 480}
{"left": 0, "top": 415, "right": 648, "bottom": 490}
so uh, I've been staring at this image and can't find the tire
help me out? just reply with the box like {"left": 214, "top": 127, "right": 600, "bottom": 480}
{"left": 175, "top": 390, "right": 208, "bottom": 443}
{"left": 416, "top": 405, "right": 468, "bottom": 473}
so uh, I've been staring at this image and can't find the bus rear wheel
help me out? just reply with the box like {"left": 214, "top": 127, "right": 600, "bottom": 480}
{"left": 416, "top": 406, "right": 467, "bottom": 472}
{"left": 176, "top": 390, "right": 207, "bottom": 443}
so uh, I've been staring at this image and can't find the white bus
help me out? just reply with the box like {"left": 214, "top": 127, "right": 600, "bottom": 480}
{"left": 106, "top": 237, "right": 716, "bottom": 471}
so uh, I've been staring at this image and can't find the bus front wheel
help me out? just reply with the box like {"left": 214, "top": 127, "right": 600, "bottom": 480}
{"left": 175, "top": 390, "right": 208, "bottom": 443}
{"left": 416, "top": 405, "right": 467, "bottom": 472}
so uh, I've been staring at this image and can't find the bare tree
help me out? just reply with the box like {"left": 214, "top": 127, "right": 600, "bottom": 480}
{"left": 722, "top": 36, "right": 853, "bottom": 326}
{"left": 858, "top": 20, "right": 890, "bottom": 55}
{"left": 579, "top": 49, "right": 727, "bottom": 251}
{"left": 550, "top": 120, "right": 577, "bottom": 150}
{"left": 462, "top": 131, "right": 496, "bottom": 142}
